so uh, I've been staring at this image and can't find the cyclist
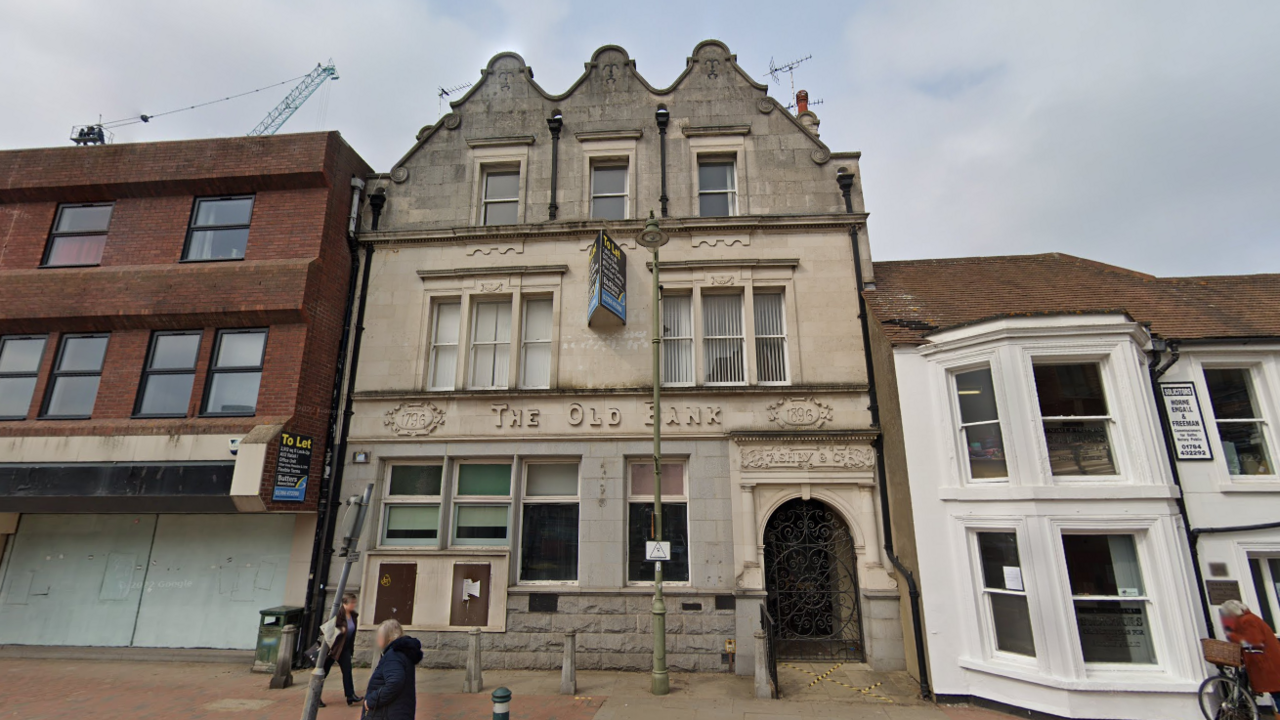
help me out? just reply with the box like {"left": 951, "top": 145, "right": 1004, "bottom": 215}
{"left": 1221, "top": 599, "right": 1280, "bottom": 715}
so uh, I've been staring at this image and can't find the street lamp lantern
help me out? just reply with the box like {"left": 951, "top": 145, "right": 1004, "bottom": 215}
{"left": 638, "top": 209, "right": 670, "bottom": 696}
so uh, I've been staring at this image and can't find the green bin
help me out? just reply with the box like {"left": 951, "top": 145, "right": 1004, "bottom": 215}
{"left": 253, "top": 605, "right": 304, "bottom": 673}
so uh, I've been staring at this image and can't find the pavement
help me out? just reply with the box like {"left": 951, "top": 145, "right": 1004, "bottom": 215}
{"left": 0, "top": 658, "right": 1011, "bottom": 720}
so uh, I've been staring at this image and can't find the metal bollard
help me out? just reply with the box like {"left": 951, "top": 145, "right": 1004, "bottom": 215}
{"left": 492, "top": 687, "right": 511, "bottom": 720}
{"left": 269, "top": 624, "right": 297, "bottom": 689}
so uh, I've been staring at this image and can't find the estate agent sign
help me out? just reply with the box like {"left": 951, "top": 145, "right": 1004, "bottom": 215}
{"left": 272, "top": 431, "right": 313, "bottom": 502}
{"left": 587, "top": 230, "right": 626, "bottom": 326}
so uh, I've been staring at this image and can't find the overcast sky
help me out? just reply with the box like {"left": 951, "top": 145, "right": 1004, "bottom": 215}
{"left": 2, "top": 0, "right": 1277, "bottom": 277}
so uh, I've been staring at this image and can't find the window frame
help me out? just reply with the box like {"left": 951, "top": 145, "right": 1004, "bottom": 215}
{"left": 380, "top": 463, "right": 445, "bottom": 548}
{"left": 1202, "top": 365, "right": 1275, "bottom": 478}
{"left": 701, "top": 291, "right": 747, "bottom": 386}
{"left": 1032, "top": 361, "right": 1120, "bottom": 479}
{"left": 467, "top": 299, "right": 512, "bottom": 390}
{"left": 518, "top": 460, "right": 581, "bottom": 585}
{"left": 40, "top": 332, "right": 109, "bottom": 419}
{"left": 1060, "top": 531, "right": 1158, "bottom": 667}
{"left": 589, "top": 162, "right": 630, "bottom": 220}
{"left": 696, "top": 157, "right": 738, "bottom": 218}
{"left": 41, "top": 202, "right": 113, "bottom": 268}
{"left": 200, "top": 328, "right": 267, "bottom": 417}
{"left": 752, "top": 290, "right": 789, "bottom": 385}
{"left": 661, "top": 292, "right": 695, "bottom": 387}
{"left": 133, "top": 330, "right": 202, "bottom": 418}
{"left": 1248, "top": 556, "right": 1280, "bottom": 632}
{"left": 0, "top": 334, "right": 48, "bottom": 421}
{"left": 427, "top": 300, "right": 462, "bottom": 391}
{"left": 181, "top": 195, "right": 255, "bottom": 263}
{"left": 519, "top": 296, "right": 553, "bottom": 389}
{"left": 972, "top": 530, "right": 1037, "bottom": 660}
{"left": 451, "top": 460, "right": 515, "bottom": 547}
{"left": 951, "top": 363, "right": 1011, "bottom": 483}
{"left": 626, "top": 458, "right": 691, "bottom": 586}
{"left": 481, "top": 167, "right": 521, "bottom": 226}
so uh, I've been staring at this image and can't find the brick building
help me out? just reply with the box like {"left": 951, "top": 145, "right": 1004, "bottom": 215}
{"left": 0, "top": 132, "right": 371, "bottom": 649}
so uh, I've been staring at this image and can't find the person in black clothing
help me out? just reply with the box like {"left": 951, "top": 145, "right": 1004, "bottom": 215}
{"left": 319, "top": 593, "right": 362, "bottom": 708}
{"left": 363, "top": 619, "right": 422, "bottom": 720}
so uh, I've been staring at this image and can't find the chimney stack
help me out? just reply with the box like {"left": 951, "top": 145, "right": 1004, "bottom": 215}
{"left": 796, "top": 89, "right": 820, "bottom": 137}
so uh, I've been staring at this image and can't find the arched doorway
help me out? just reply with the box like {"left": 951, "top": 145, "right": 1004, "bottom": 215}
{"left": 763, "top": 498, "right": 863, "bottom": 662}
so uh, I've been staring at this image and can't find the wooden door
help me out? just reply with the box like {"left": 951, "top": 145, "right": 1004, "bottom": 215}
{"left": 449, "top": 563, "right": 490, "bottom": 627}
{"left": 373, "top": 563, "right": 417, "bottom": 625}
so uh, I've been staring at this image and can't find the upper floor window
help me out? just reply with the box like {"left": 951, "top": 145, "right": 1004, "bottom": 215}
{"left": 703, "top": 293, "right": 745, "bottom": 384}
{"left": 135, "top": 331, "right": 201, "bottom": 417}
{"left": 753, "top": 292, "right": 788, "bottom": 384}
{"left": 44, "top": 203, "right": 113, "bottom": 267}
{"left": 698, "top": 160, "right": 736, "bottom": 217}
{"left": 591, "top": 165, "right": 628, "bottom": 220}
{"left": 482, "top": 170, "right": 519, "bottom": 226}
{"left": 428, "top": 301, "right": 461, "bottom": 390}
{"left": 955, "top": 366, "right": 1008, "bottom": 479}
{"left": 1062, "top": 534, "right": 1155, "bottom": 664}
{"left": 42, "top": 334, "right": 109, "bottom": 419}
{"left": 0, "top": 335, "right": 47, "bottom": 420}
{"left": 184, "top": 196, "right": 254, "bottom": 261}
{"left": 977, "top": 532, "right": 1035, "bottom": 656}
{"left": 520, "top": 298, "right": 553, "bottom": 389}
{"left": 661, "top": 295, "right": 694, "bottom": 385}
{"left": 1034, "top": 363, "right": 1116, "bottom": 476}
{"left": 469, "top": 301, "right": 511, "bottom": 389}
{"left": 1205, "top": 368, "right": 1274, "bottom": 476}
{"left": 202, "top": 329, "right": 266, "bottom": 416}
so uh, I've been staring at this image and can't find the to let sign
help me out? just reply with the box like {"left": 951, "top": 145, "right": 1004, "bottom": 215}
{"left": 1160, "top": 383, "right": 1213, "bottom": 461}
{"left": 272, "top": 431, "right": 313, "bottom": 502}
{"left": 587, "top": 230, "right": 626, "bottom": 326}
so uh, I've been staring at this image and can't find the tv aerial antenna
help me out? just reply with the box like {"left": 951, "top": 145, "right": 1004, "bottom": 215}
{"left": 766, "top": 55, "right": 813, "bottom": 111}
{"left": 438, "top": 82, "right": 473, "bottom": 116}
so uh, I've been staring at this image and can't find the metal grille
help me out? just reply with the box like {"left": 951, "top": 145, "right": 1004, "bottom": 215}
{"left": 763, "top": 499, "right": 864, "bottom": 662}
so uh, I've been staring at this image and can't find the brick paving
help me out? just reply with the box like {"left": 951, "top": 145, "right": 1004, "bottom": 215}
{"left": 0, "top": 659, "right": 1007, "bottom": 720}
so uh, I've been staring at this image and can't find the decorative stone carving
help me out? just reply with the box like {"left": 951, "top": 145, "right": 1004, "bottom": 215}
{"left": 756, "top": 98, "right": 775, "bottom": 114}
{"left": 709, "top": 274, "right": 735, "bottom": 286}
{"left": 810, "top": 147, "right": 831, "bottom": 165}
{"left": 705, "top": 58, "right": 721, "bottom": 79}
{"left": 442, "top": 113, "right": 462, "bottom": 130}
{"left": 384, "top": 402, "right": 445, "bottom": 436}
{"left": 467, "top": 241, "right": 524, "bottom": 256}
{"left": 479, "top": 281, "right": 504, "bottom": 292}
{"left": 390, "top": 166, "right": 409, "bottom": 184}
{"left": 766, "top": 397, "right": 834, "bottom": 429}
{"left": 692, "top": 236, "right": 749, "bottom": 249}
{"left": 741, "top": 445, "right": 875, "bottom": 470}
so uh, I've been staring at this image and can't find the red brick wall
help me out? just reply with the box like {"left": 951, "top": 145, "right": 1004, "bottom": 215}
{"left": 0, "top": 132, "right": 373, "bottom": 513}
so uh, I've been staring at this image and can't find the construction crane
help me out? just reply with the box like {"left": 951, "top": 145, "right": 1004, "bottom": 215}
{"left": 70, "top": 61, "right": 338, "bottom": 145}
{"left": 247, "top": 61, "right": 338, "bottom": 136}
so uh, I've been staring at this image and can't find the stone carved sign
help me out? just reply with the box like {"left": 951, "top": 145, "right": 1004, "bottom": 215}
{"left": 489, "top": 401, "right": 722, "bottom": 429}
{"left": 767, "top": 397, "right": 834, "bottom": 429}
{"left": 384, "top": 402, "right": 446, "bottom": 436}
{"left": 741, "top": 446, "right": 875, "bottom": 471}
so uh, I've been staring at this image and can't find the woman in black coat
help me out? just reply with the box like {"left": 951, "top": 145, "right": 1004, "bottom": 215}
{"left": 362, "top": 619, "right": 423, "bottom": 720}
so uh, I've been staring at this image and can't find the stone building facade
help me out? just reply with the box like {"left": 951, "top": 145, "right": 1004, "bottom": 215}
{"left": 0, "top": 133, "right": 371, "bottom": 649}
{"left": 334, "top": 41, "right": 903, "bottom": 674}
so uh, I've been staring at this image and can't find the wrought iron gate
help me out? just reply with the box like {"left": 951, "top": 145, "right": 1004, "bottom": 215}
{"left": 763, "top": 498, "right": 864, "bottom": 662}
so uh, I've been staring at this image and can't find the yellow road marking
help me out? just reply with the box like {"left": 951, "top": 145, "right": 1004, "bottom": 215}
{"left": 780, "top": 662, "right": 894, "bottom": 703}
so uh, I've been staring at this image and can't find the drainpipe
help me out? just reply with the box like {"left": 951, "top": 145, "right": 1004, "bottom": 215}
{"left": 838, "top": 170, "right": 930, "bottom": 699}
{"left": 1148, "top": 341, "right": 1219, "bottom": 639}
{"left": 656, "top": 107, "right": 670, "bottom": 218}
{"left": 547, "top": 112, "right": 562, "bottom": 221}
{"left": 303, "top": 182, "right": 377, "bottom": 648}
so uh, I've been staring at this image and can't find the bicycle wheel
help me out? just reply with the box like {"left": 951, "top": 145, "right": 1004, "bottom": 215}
{"left": 1199, "top": 675, "right": 1259, "bottom": 720}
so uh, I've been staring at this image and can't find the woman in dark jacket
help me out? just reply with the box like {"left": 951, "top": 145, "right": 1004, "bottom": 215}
{"left": 363, "top": 619, "right": 423, "bottom": 720}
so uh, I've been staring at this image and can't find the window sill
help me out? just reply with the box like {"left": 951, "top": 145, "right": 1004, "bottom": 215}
{"left": 199, "top": 411, "right": 257, "bottom": 418}
{"left": 938, "top": 485, "right": 1180, "bottom": 502}
{"left": 132, "top": 413, "right": 191, "bottom": 420}
{"left": 38, "top": 263, "right": 101, "bottom": 269}
{"left": 37, "top": 415, "right": 92, "bottom": 421}
{"left": 369, "top": 546, "right": 510, "bottom": 556}
{"left": 0, "top": 416, "right": 30, "bottom": 422}
{"left": 179, "top": 257, "right": 245, "bottom": 264}
{"left": 957, "top": 656, "right": 1199, "bottom": 692}
{"left": 1219, "top": 478, "right": 1280, "bottom": 492}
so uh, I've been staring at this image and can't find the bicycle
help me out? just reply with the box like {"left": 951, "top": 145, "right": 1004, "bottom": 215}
{"left": 1199, "top": 638, "right": 1263, "bottom": 720}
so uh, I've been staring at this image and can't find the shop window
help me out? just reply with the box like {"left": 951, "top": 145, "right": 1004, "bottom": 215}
{"left": 381, "top": 465, "right": 443, "bottom": 547}
{"left": 697, "top": 159, "right": 736, "bottom": 217}
{"left": 43, "top": 203, "right": 112, "bottom": 267}
{"left": 0, "top": 335, "right": 47, "bottom": 420}
{"left": 41, "top": 334, "right": 109, "bottom": 418}
{"left": 202, "top": 329, "right": 266, "bottom": 416}
{"left": 627, "top": 461, "right": 689, "bottom": 583}
{"left": 452, "top": 463, "right": 512, "bottom": 546}
{"left": 590, "top": 164, "right": 628, "bottom": 220}
{"left": 1205, "top": 368, "right": 1274, "bottom": 476}
{"left": 753, "top": 292, "right": 788, "bottom": 384}
{"left": 703, "top": 294, "right": 745, "bottom": 385}
{"left": 468, "top": 301, "right": 511, "bottom": 389}
{"left": 184, "top": 196, "right": 254, "bottom": 261}
{"left": 135, "top": 331, "right": 201, "bottom": 417}
{"left": 1062, "top": 534, "right": 1155, "bottom": 664}
{"left": 955, "top": 366, "right": 1008, "bottom": 479}
{"left": 482, "top": 169, "right": 519, "bottom": 225}
{"left": 661, "top": 295, "right": 694, "bottom": 385}
{"left": 977, "top": 532, "right": 1035, "bottom": 656}
{"left": 428, "top": 301, "right": 461, "bottom": 390}
{"left": 520, "top": 463, "right": 579, "bottom": 582}
{"left": 520, "top": 298, "right": 553, "bottom": 389}
{"left": 1034, "top": 363, "right": 1116, "bottom": 476}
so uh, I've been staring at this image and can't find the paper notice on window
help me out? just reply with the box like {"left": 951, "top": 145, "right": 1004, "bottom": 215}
{"left": 1002, "top": 566, "right": 1024, "bottom": 591}
{"left": 462, "top": 579, "right": 481, "bottom": 601}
